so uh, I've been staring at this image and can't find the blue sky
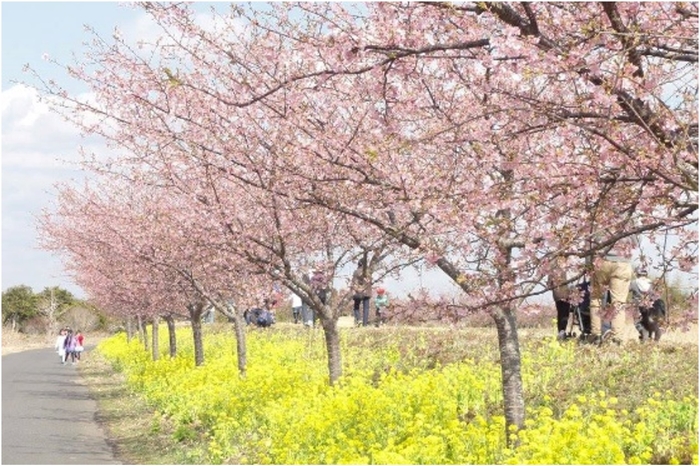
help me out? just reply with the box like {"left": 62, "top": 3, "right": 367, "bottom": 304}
{"left": 2, "top": 3, "right": 137, "bottom": 90}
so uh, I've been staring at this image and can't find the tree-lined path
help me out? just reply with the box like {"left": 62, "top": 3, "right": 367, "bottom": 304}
{"left": 2, "top": 348, "right": 119, "bottom": 465}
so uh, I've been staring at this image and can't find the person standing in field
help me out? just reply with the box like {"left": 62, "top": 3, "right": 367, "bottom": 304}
{"left": 629, "top": 266, "right": 665, "bottom": 341}
{"left": 291, "top": 293, "right": 303, "bottom": 324}
{"left": 588, "top": 236, "right": 635, "bottom": 345}
{"left": 54, "top": 328, "right": 67, "bottom": 364}
{"left": 374, "top": 287, "right": 389, "bottom": 327}
{"left": 548, "top": 259, "right": 571, "bottom": 341}
{"left": 310, "top": 267, "right": 328, "bottom": 306}
{"left": 261, "top": 298, "right": 276, "bottom": 327}
{"left": 351, "top": 259, "right": 372, "bottom": 327}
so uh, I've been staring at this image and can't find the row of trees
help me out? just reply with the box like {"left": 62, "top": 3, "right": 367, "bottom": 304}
{"left": 1, "top": 285, "right": 105, "bottom": 334}
{"left": 31, "top": 2, "right": 697, "bottom": 438}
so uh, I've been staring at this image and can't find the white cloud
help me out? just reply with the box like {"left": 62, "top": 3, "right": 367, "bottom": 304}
{"left": 119, "top": 9, "right": 163, "bottom": 47}
{"left": 1, "top": 85, "right": 39, "bottom": 127}
{"left": 2, "top": 83, "right": 93, "bottom": 296}
{"left": 193, "top": 7, "right": 247, "bottom": 38}
{"left": 2, "top": 84, "right": 90, "bottom": 167}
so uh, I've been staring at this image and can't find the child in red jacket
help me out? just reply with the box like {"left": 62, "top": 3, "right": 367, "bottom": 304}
{"left": 75, "top": 330, "right": 85, "bottom": 361}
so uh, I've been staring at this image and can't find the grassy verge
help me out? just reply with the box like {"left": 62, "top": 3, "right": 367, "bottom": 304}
{"left": 79, "top": 351, "right": 195, "bottom": 464}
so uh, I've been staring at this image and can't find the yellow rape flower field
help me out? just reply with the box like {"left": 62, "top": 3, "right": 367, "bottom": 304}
{"left": 82, "top": 323, "right": 698, "bottom": 465}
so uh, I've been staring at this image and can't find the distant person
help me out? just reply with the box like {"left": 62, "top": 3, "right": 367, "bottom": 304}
{"left": 261, "top": 299, "right": 276, "bottom": 327}
{"left": 351, "top": 259, "right": 372, "bottom": 326}
{"left": 270, "top": 282, "right": 283, "bottom": 310}
{"left": 588, "top": 237, "right": 635, "bottom": 345}
{"left": 571, "top": 276, "right": 593, "bottom": 337}
{"left": 244, "top": 300, "right": 275, "bottom": 328}
{"left": 54, "top": 328, "right": 67, "bottom": 364}
{"left": 548, "top": 260, "right": 571, "bottom": 341}
{"left": 291, "top": 293, "right": 303, "bottom": 324}
{"left": 63, "top": 329, "right": 78, "bottom": 364}
{"left": 374, "top": 287, "right": 389, "bottom": 326}
{"left": 75, "top": 330, "right": 85, "bottom": 360}
{"left": 310, "top": 268, "right": 328, "bottom": 306}
{"left": 630, "top": 266, "right": 665, "bottom": 341}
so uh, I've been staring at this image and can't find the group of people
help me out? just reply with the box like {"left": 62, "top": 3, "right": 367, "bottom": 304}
{"left": 550, "top": 242, "right": 667, "bottom": 345}
{"left": 249, "top": 244, "right": 667, "bottom": 340}
{"left": 289, "top": 260, "right": 390, "bottom": 328}
{"left": 244, "top": 299, "right": 276, "bottom": 327}
{"left": 54, "top": 327, "right": 85, "bottom": 364}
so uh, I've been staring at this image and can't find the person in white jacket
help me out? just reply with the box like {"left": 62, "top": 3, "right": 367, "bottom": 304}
{"left": 291, "top": 293, "right": 303, "bottom": 324}
{"left": 630, "top": 266, "right": 664, "bottom": 341}
{"left": 54, "top": 328, "right": 67, "bottom": 364}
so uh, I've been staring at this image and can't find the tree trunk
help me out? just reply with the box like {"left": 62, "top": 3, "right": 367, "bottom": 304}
{"left": 137, "top": 314, "right": 149, "bottom": 352}
{"left": 189, "top": 302, "right": 205, "bottom": 366}
{"left": 126, "top": 315, "right": 133, "bottom": 343}
{"left": 215, "top": 301, "right": 247, "bottom": 377}
{"left": 319, "top": 311, "right": 342, "bottom": 385}
{"left": 491, "top": 305, "right": 525, "bottom": 443}
{"left": 231, "top": 311, "right": 247, "bottom": 377}
{"left": 164, "top": 314, "right": 177, "bottom": 358}
{"left": 46, "top": 288, "right": 58, "bottom": 338}
{"left": 151, "top": 315, "right": 159, "bottom": 361}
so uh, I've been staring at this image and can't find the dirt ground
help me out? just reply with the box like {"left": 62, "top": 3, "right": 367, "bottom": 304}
{"left": 3, "top": 322, "right": 696, "bottom": 357}
{"left": 657, "top": 322, "right": 699, "bottom": 344}
{"left": 1, "top": 330, "right": 111, "bottom": 356}
{"left": 1, "top": 331, "right": 55, "bottom": 356}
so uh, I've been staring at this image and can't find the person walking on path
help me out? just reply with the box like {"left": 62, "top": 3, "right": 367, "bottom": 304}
{"left": 75, "top": 330, "right": 85, "bottom": 361}
{"left": 351, "top": 259, "right": 372, "bottom": 327}
{"left": 64, "top": 329, "right": 78, "bottom": 364}
{"left": 54, "top": 328, "right": 67, "bottom": 364}
{"left": 310, "top": 267, "right": 328, "bottom": 306}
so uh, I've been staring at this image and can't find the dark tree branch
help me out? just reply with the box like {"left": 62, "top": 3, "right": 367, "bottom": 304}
{"left": 602, "top": 2, "right": 644, "bottom": 77}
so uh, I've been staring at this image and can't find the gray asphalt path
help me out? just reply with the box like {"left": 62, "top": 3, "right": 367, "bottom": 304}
{"left": 2, "top": 347, "right": 120, "bottom": 465}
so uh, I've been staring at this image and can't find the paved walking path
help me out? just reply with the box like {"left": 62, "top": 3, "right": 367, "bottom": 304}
{"left": 2, "top": 347, "right": 119, "bottom": 465}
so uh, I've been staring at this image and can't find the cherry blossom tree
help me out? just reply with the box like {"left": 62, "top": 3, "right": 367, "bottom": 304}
{"left": 29, "top": 1, "right": 697, "bottom": 436}
{"left": 38, "top": 135, "right": 404, "bottom": 382}
{"left": 205, "top": 2, "right": 696, "bottom": 432}
{"left": 39, "top": 178, "right": 254, "bottom": 367}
